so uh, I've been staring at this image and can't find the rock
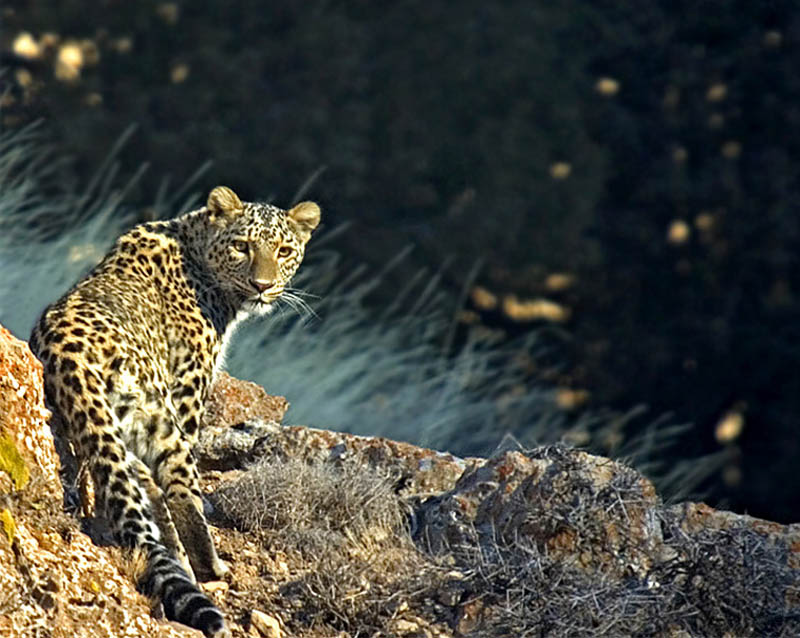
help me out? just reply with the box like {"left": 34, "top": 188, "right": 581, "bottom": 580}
{"left": 195, "top": 418, "right": 282, "bottom": 472}
{"left": 434, "top": 571, "right": 467, "bottom": 607}
{"left": 453, "top": 598, "right": 484, "bottom": 635}
{"left": 196, "top": 371, "right": 475, "bottom": 493}
{"left": 3, "top": 319, "right": 800, "bottom": 637}
{"left": 390, "top": 616, "right": 431, "bottom": 637}
{"left": 195, "top": 417, "right": 475, "bottom": 495}
{"left": 276, "top": 425, "right": 475, "bottom": 495}
{"left": 205, "top": 372, "right": 289, "bottom": 429}
{"left": 166, "top": 621, "right": 204, "bottom": 636}
{"left": 0, "top": 325, "right": 59, "bottom": 492}
{"left": 194, "top": 372, "right": 289, "bottom": 471}
{"left": 414, "top": 446, "right": 662, "bottom": 579}
{"left": 250, "top": 609, "right": 282, "bottom": 637}
{"left": 200, "top": 579, "right": 229, "bottom": 594}
{"left": 0, "top": 509, "right": 189, "bottom": 637}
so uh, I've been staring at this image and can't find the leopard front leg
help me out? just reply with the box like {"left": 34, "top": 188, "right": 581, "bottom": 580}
{"left": 130, "top": 456, "right": 196, "bottom": 581}
{"left": 157, "top": 372, "right": 228, "bottom": 581}
{"left": 153, "top": 433, "right": 228, "bottom": 581}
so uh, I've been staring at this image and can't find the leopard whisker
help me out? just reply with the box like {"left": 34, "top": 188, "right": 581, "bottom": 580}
{"left": 284, "top": 286, "right": 320, "bottom": 300}
{"left": 279, "top": 290, "right": 318, "bottom": 320}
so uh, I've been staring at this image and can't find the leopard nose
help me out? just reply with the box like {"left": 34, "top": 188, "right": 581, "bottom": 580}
{"left": 251, "top": 279, "right": 275, "bottom": 293}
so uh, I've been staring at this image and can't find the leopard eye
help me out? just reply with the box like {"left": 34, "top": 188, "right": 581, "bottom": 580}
{"left": 232, "top": 239, "right": 249, "bottom": 254}
{"left": 277, "top": 246, "right": 294, "bottom": 258}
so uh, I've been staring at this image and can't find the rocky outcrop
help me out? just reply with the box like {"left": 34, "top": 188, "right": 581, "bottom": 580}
{"left": 0, "top": 325, "right": 193, "bottom": 637}
{"left": 412, "top": 446, "right": 663, "bottom": 580}
{"left": 0, "top": 324, "right": 59, "bottom": 494}
{"left": 2, "top": 322, "right": 799, "bottom": 637}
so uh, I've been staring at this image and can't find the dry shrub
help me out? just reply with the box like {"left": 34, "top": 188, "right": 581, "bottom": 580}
{"left": 443, "top": 506, "right": 800, "bottom": 637}
{"left": 211, "top": 457, "right": 405, "bottom": 552}
{"left": 651, "top": 512, "right": 799, "bottom": 637}
{"left": 211, "top": 458, "right": 448, "bottom": 634}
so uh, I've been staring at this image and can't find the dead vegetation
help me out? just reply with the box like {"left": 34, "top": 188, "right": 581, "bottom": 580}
{"left": 437, "top": 518, "right": 800, "bottom": 637}
{"left": 210, "top": 458, "right": 452, "bottom": 636}
{"left": 209, "top": 451, "right": 800, "bottom": 637}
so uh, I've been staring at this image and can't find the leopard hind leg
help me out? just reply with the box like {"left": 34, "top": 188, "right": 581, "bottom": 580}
{"left": 77, "top": 400, "right": 227, "bottom": 637}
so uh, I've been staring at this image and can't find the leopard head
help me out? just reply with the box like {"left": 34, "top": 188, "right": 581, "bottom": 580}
{"left": 203, "top": 186, "right": 320, "bottom": 314}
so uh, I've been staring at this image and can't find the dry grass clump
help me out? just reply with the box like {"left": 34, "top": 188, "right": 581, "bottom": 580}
{"left": 444, "top": 510, "right": 800, "bottom": 637}
{"left": 210, "top": 458, "right": 448, "bottom": 634}
{"left": 211, "top": 457, "right": 406, "bottom": 554}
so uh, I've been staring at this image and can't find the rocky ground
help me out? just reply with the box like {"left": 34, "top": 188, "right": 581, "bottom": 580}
{"left": 2, "top": 322, "right": 799, "bottom": 637}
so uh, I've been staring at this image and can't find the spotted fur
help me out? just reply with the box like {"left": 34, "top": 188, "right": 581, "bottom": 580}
{"left": 29, "top": 187, "right": 320, "bottom": 637}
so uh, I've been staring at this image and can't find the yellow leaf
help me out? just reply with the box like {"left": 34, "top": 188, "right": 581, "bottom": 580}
{"left": 1, "top": 509, "right": 16, "bottom": 544}
{"left": 0, "top": 433, "right": 30, "bottom": 491}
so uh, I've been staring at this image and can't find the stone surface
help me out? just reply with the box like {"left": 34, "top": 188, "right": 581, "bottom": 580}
{"left": 414, "top": 445, "right": 662, "bottom": 579}
{"left": 2, "top": 319, "right": 800, "bottom": 637}
{"left": 276, "top": 425, "right": 475, "bottom": 495}
{"left": 249, "top": 609, "right": 282, "bottom": 638}
{"left": 204, "top": 371, "right": 289, "bottom": 429}
{"left": 196, "top": 380, "right": 475, "bottom": 494}
{"left": 0, "top": 512, "right": 190, "bottom": 638}
{"left": 196, "top": 373, "right": 289, "bottom": 471}
{"left": 0, "top": 325, "right": 59, "bottom": 493}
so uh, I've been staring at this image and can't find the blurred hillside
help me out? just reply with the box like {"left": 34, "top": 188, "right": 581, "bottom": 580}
{"left": 2, "top": 1, "right": 799, "bottom": 521}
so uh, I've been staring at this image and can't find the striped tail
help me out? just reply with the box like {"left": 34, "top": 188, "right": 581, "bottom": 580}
{"left": 142, "top": 543, "right": 228, "bottom": 637}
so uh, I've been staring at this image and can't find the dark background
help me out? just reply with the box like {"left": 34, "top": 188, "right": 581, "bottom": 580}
{"left": 2, "top": 0, "right": 799, "bottom": 522}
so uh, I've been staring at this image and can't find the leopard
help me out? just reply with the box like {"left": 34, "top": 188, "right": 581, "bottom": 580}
{"left": 29, "top": 186, "right": 321, "bottom": 637}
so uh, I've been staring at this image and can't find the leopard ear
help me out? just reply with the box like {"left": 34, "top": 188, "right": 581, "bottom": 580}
{"left": 287, "top": 201, "right": 321, "bottom": 238}
{"left": 207, "top": 186, "right": 243, "bottom": 221}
